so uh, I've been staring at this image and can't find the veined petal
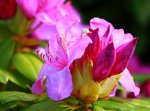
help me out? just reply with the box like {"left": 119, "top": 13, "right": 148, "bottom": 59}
{"left": 119, "top": 68, "right": 140, "bottom": 96}
{"left": 46, "top": 67, "right": 72, "bottom": 101}
{"left": 67, "top": 34, "right": 92, "bottom": 66}
{"left": 93, "top": 43, "right": 115, "bottom": 82}
{"left": 109, "top": 38, "right": 137, "bottom": 76}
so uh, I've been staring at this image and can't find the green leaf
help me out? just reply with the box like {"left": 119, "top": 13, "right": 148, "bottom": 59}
{"left": 21, "top": 100, "right": 71, "bottom": 111}
{"left": 133, "top": 74, "right": 150, "bottom": 83}
{"left": 0, "top": 91, "right": 37, "bottom": 104}
{"left": 65, "top": 97, "right": 80, "bottom": 105}
{"left": 0, "top": 69, "right": 8, "bottom": 84}
{"left": 0, "top": 102, "right": 18, "bottom": 111}
{"left": 0, "top": 39, "right": 15, "bottom": 69}
{"left": 93, "top": 104, "right": 106, "bottom": 111}
{"left": 12, "top": 53, "right": 43, "bottom": 82}
{"left": 0, "top": 21, "right": 13, "bottom": 44}
{"left": 130, "top": 99, "right": 150, "bottom": 109}
{"left": 0, "top": 68, "right": 29, "bottom": 88}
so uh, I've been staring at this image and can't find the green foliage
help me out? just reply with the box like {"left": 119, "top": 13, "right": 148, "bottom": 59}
{"left": 0, "top": 102, "right": 18, "bottom": 111}
{"left": 0, "top": 38, "right": 15, "bottom": 69}
{"left": 93, "top": 97, "right": 150, "bottom": 111}
{"left": 0, "top": 68, "right": 29, "bottom": 88}
{"left": 133, "top": 74, "right": 150, "bottom": 83}
{"left": 0, "top": 91, "right": 37, "bottom": 104}
{"left": 12, "top": 53, "right": 43, "bottom": 82}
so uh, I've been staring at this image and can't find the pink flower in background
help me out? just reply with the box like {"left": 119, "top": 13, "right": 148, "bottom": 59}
{"left": 32, "top": 18, "right": 92, "bottom": 101}
{"left": 17, "top": 0, "right": 80, "bottom": 24}
{"left": 128, "top": 55, "right": 150, "bottom": 74}
{"left": 83, "top": 17, "right": 139, "bottom": 96}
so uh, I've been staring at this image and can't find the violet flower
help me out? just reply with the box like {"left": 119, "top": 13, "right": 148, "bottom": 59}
{"left": 31, "top": 18, "right": 92, "bottom": 101}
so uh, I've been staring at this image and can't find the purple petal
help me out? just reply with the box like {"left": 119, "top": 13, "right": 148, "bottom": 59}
{"left": 32, "top": 62, "right": 61, "bottom": 94}
{"left": 93, "top": 43, "right": 115, "bottom": 82}
{"left": 119, "top": 68, "right": 140, "bottom": 96}
{"left": 46, "top": 67, "right": 72, "bottom": 101}
{"left": 109, "top": 38, "right": 137, "bottom": 76}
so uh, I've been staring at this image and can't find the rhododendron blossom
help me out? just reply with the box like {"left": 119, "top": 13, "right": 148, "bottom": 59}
{"left": 71, "top": 17, "right": 139, "bottom": 102}
{"left": 17, "top": 0, "right": 80, "bottom": 24}
{"left": 87, "top": 17, "right": 140, "bottom": 96}
{"left": 31, "top": 18, "right": 92, "bottom": 101}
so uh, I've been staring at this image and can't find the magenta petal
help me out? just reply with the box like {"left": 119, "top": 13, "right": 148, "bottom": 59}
{"left": 32, "top": 62, "right": 61, "bottom": 94}
{"left": 46, "top": 67, "right": 72, "bottom": 101}
{"left": 83, "top": 29, "right": 100, "bottom": 60}
{"left": 93, "top": 43, "right": 115, "bottom": 82}
{"left": 119, "top": 68, "right": 140, "bottom": 96}
{"left": 32, "top": 78, "right": 44, "bottom": 94}
{"left": 109, "top": 38, "right": 137, "bottom": 76}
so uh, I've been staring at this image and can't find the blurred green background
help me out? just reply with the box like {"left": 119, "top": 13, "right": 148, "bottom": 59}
{"left": 73, "top": 0, "right": 150, "bottom": 64}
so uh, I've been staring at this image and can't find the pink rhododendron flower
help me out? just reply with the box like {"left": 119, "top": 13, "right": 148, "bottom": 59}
{"left": 128, "top": 55, "right": 150, "bottom": 74}
{"left": 82, "top": 17, "right": 139, "bottom": 96}
{"left": 17, "top": 0, "right": 80, "bottom": 24}
{"left": 32, "top": 18, "right": 92, "bottom": 101}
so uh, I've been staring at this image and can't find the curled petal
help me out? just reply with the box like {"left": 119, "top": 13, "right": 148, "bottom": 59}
{"left": 93, "top": 43, "right": 115, "bottom": 82}
{"left": 112, "top": 29, "right": 134, "bottom": 48}
{"left": 119, "top": 68, "right": 140, "bottom": 96}
{"left": 90, "top": 17, "right": 114, "bottom": 38}
{"left": 46, "top": 67, "right": 72, "bottom": 101}
{"left": 109, "top": 38, "right": 137, "bottom": 76}
{"left": 83, "top": 29, "right": 100, "bottom": 61}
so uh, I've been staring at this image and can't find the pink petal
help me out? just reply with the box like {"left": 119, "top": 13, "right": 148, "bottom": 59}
{"left": 61, "top": 2, "right": 80, "bottom": 21}
{"left": 93, "top": 43, "right": 115, "bottom": 82}
{"left": 90, "top": 17, "right": 114, "bottom": 38}
{"left": 32, "top": 78, "right": 44, "bottom": 94}
{"left": 33, "top": 21, "right": 57, "bottom": 40}
{"left": 109, "top": 38, "right": 137, "bottom": 76}
{"left": 67, "top": 34, "right": 92, "bottom": 66}
{"left": 112, "top": 29, "right": 134, "bottom": 48}
{"left": 46, "top": 67, "right": 72, "bottom": 101}
{"left": 119, "top": 68, "right": 140, "bottom": 96}
{"left": 17, "top": 0, "right": 38, "bottom": 17}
